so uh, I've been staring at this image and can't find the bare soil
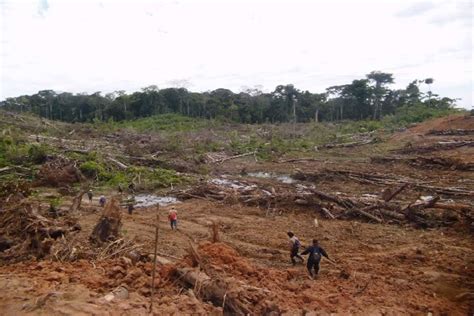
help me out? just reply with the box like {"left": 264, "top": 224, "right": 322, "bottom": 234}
{"left": 0, "top": 114, "right": 473, "bottom": 315}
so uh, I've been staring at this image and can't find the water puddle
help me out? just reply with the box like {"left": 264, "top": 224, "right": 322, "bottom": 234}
{"left": 133, "top": 194, "right": 180, "bottom": 207}
{"left": 210, "top": 177, "right": 257, "bottom": 190}
{"left": 247, "top": 171, "right": 295, "bottom": 184}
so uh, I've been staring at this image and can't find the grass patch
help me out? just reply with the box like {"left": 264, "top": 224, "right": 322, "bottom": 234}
{"left": 98, "top": 113, "right": 216, "bottom": 133}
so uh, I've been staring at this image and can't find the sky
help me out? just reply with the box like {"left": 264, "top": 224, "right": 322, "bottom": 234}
{"left": 0, "top": 0, "right": 472, "bottom": 108}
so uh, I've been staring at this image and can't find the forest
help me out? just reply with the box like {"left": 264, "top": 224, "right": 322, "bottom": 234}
{"left": 0, "top": 71, "right": 458, "bottom": 124}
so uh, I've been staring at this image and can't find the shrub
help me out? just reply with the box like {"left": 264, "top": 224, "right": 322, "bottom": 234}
{"left": 390, "top": 104, "right": 459, "bottom": 125}
{"left": 80, "top": 161, "right": 109, "bottom": 179}
{"left": 28, "top": 144, "right": 49, "bottom": 164}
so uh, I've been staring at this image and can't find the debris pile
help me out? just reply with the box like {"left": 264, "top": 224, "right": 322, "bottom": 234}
{"left": 166, "top": 242, "right": 281, "bottom": 315}
{"left": 427, "top": 129, "right": 474, "bottom": 136}
{"left": 0, "top": 180, "right": 31, "bottom": 204}
{"left": 0, "top": 201, "right": 80, "bottom": 263}
{"left": 35, "top": 156, "right": 84, "bottom": 187}
{"left": 177, "top": 176, "right": 472, "bottom": 228}
{"left": 322, "top": 131, "right": 376, "bottom": 149}
{"left": 293, "top": 169, "right": 474, "bottom": 197}
{"left": 371, "top": 156, "right": 474, "bottom": 171}
{"left": 395, "top": 140, "right": 474, "bottom": 154}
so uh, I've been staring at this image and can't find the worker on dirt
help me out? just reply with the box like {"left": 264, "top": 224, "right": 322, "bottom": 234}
{"left": 118, "top": 184, "right": 123, "bottom": 194}
{"left": 287, "top": 231, "right": 304, "bottom": 265}
{"left": 99, "top": 195, "right": 106, "bottom": 207}
{"left": 301, "top": 239, "right": 330, "bottom": 279}
{"left": 127, "top": 202, "right": 134, "bottom": 215}
{"left": 128, "top": 182, "right": 135, "bottom": 194}
{"left": 168, "top": 208, "right": 178, "bottom": 230}
{"left": 87, "top": 190, "right": 93, "bottom": 204}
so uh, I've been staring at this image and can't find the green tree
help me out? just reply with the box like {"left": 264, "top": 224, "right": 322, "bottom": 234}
{"left": 367, "top": 71, "right": 394, "bottom": 120}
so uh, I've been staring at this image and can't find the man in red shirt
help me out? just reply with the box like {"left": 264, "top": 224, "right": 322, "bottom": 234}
{"left": 168, "top": 208, "right": 178, "bottom": 230}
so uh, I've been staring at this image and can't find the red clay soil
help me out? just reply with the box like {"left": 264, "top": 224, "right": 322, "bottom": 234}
{"left": 409, "top": 114, "right": 474, "bottom": 134}
{"left": 196, "top": 241, "right": 473, "bottom": 315}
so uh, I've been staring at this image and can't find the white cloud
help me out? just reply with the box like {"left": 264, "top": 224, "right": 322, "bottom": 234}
{"left": 0, "top": 0, "right": 472, "bottom": 108}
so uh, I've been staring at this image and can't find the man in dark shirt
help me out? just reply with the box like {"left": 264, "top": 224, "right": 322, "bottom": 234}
{"left": 300, "top": 239, "right": 329, "bottom": 279}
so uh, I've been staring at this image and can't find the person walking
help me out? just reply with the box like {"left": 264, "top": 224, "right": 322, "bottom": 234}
{"left": 301, "top": 239, "right": 330, "bottom": 279}
{"left": 87, "top": 190, "right": 93, "bottom": 204}
{"left": 127, "top": 202, "right": 134, "bottom": 215}
{"left": 168, "top": 208, "right": 178, "bottom": 230}
{"left": 287, "top": 231, "right": 304, "bottom": 265}
{"left": 99, "top": 195, "right": 106, "bottom": 207}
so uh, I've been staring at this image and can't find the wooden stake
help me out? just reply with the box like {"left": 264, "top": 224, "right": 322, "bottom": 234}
{"left": 150, "top": 214, "right": 160, "bottom": 312}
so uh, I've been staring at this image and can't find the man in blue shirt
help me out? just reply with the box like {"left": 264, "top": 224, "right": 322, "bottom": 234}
{"left": 300, "top": 239, "right": 329, "bottom": 279}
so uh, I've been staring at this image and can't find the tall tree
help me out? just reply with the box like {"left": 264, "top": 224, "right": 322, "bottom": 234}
{"left": 424, "top": 78, "right": 434, "bottom": 107}
{"left": 367, "top": 71, "right": 394, "bottom": 120}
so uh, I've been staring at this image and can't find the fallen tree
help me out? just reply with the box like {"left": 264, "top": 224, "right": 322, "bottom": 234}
{"left": 162, "top": 242, "right": 280, "bottom": 315}
{"left": 395, "top": 140, "right": 474, "bottom": 154}
{"left": 371, "top": 156, "right": 474, "bottom": 171}
{"left": 427, "top": 129, "right": 474, "bottom": 136}
{"left": 293, "top": 169, "right": 474, "bottom": 197}
{"left": 175, "top": 178, "right": 472, "bottom": 228}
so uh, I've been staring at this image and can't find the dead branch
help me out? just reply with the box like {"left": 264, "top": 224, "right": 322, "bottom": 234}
{"left": 107, "top": 157, "right": 128, "bottom": 169}
{"left": 69, "top": 190, "right": 86, "bottom": 212}
{"left": 321, "top": 207, "right": 336, "bottom": 219}
{"left": 383, "top": 184, "right": 409, "bottom": 202}
{"left": 212, "top": 151, "right": 257, "bottom": 164}
{"left": 322, "top": 138, "right": 374, "bottom": 149}
{"left": 350, "top": 206, "right": 383, "bottom": 223}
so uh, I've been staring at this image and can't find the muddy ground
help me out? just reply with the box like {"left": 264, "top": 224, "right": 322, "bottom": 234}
{"left": 0, "top": 114, "right": 473, "bottom": 315}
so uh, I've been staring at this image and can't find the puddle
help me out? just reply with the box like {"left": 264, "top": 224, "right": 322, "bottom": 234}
{"left": 247, "top": 172, "right": 295, "bottom": 184}
{"left": 133, "top": 194, "right": 180, "bottom": 207}
{"left": 210, "top": 178, "right": 257, "bottom": 190}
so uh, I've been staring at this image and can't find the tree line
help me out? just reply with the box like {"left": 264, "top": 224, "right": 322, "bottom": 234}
{"left": 0, "top": 71, "right": 457, "bottom": 124}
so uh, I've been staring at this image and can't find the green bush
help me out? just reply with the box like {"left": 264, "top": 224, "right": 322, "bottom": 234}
{"left": 149, "top": 167, "right": 184, "bottom": 188}
{"left": 107, "top": 172, "right": 129, "bottom": 186}
{"left": 80, "top": 161, "right": 109, "bottom": 179}
{"left": 389, "top": 104, "right": 458, "bottom": 125}
{"left": 4, "top": 144, "right": 29, "bottom": 165}
{"left": 28, "top": 144, "right": 49, "bottom": 164}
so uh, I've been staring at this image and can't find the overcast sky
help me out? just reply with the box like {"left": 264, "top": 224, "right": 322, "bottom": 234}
{"left": 1, "top": 0, "right": 472, "bottom": 108}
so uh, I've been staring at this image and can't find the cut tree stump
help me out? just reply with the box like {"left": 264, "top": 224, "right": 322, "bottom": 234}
{"left": 90, "top": 197, "right": 122, "bottom": 244}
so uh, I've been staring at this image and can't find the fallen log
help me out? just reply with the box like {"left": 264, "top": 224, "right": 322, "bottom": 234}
{"left": 107, "top": 157, "right": 128, "bottom": 170}
{"left": 212, "top": 151, "right": 258, "bottom": 164}
{"left": 379, "top": 209, "right": 406, "bottom": 220}
{"left": 0, "top": 167, "right": 12, "bottom": 173}
{"left": 382, "top": 183, "right": 408, "bottom": 202}
{"left": 432, "top": 202, "right": 472, "bottom": 212}
{"left": 321, "top": 207, "right": 336, "bottom": 219}
{"left": 322, "top": 138, "right": 374, "bottom": 149}
{"left": 350, "top": 205, "right": 382, "bottom": 223}
{"left": 371, "top": 156, "right": 474, "bottom": 171}
{"left": 175, "top": 268, "right": 251, "bottom": 315}
{"left": 395, "top": 140, "right": 474, "bottom": 154}
{"left": 427, "top": 129, "right": 474, "bottom": 136}
{"left": 278, "top": 157, "right": 325, "bottom": 163}
{"left": 298, "top": 169, "right": 474, "bottom": 197}
{"left": 309, "top": 189, "right": 356, "bottom": 209}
